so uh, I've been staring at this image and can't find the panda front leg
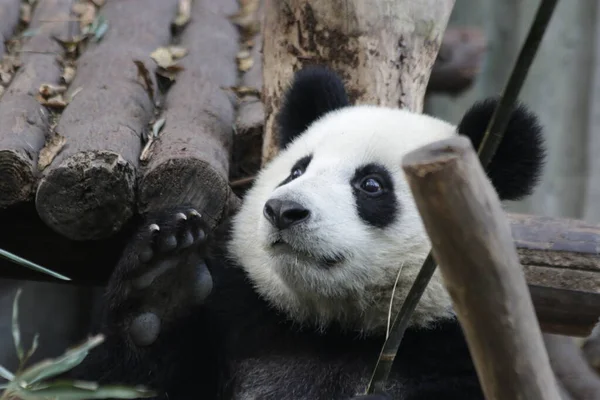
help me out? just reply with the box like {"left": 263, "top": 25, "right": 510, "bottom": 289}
{"left": 71, "top": 206, "right": 220, "bottom": 400}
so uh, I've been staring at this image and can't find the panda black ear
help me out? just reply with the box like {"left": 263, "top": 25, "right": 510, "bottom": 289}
{"left": 276, "top": 65, "right": 350, "bottom": 149}
{"left": 457, "top": 97, "right": 546, "bottom": 201}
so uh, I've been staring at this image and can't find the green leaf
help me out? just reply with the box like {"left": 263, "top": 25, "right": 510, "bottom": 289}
{"left": 0, "top": 248, "right": 71, "bottom": 281}
{"left": 22, "top": 333, "right": 40, "bottom": 368}
{"left": 16, "top": 380, "right": 155, "bottom": 400}
{"left": 152, "top": 118, "right": 165, "bottom": 138}
{"left": 17, "top": 335, "right": 104, "bottom": 385}
{"left": 92, "top": 15, "right": 109, "bottom": 42}
{"left": 0, "top": 364, "right": 14, "bottom": 381}
{"left": 12, "top": 289, "right": 23, "bottom": 363}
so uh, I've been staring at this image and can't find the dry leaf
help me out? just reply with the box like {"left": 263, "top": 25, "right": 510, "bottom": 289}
{"left": 156, "top": 64, "right": 185, "bottom": 82}
{"left": 72, "top": 2, "right": 96, "bottom": 28}
{"left": 37, "top": 94, "right": 69, "bottom": 110}
{"left": 151, "top": 46, "right": 187, "bottom": 69}
{"left": 39, "top": 84, "right": 67, "bottom": 98}
{"left": 20, "top": 3, "right": 32, "bottom": 25}
{"left": 168, "top": 46, "right": 188, "bottom": 59}
{"left": 224, "top": 85, "right": 261, "bottom": 98}
{"left": 150, "top": 47, "right": 174, "bottom": 69}
{"left": 236, "top": 50, "right": 253, "bottom": 72}
{"left": 61, "top": 66, "right": 76, "bottom": 84}
{"left": 38, "top": 134, "right": 67, "bottom": 171}
{"left": 133, "top": 60, "right": 155, "bottom": 104}
{"left": 229, "top": 0, "right": 259, "bottom": 27}
{"left": 172, "top": 0, "right": 191, "bottom": 29}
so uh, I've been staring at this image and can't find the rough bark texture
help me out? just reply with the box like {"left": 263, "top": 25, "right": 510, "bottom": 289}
{"left": 260, "top": 0, "right": 455, "bottom": 165}
{"left": 402, "top": 136, "right": 561, "bottom": 400}
{"left": 544, "top": 333, "right": 600, "bottom": 399}
{"left": 0, "top": 0, "right": 75, "bottom": 208}
{"left": 138, "top": 0, "right": 239, "bottom": 228}
{"left": 0, "top": 0, "right": 21, "bottom": 57}
{"left": 35, "top": 0, "right": 179, "bottom": 241}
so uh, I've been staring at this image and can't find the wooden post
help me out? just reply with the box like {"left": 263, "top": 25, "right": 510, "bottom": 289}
{"left": 402, "top": 136, "right": 561, "bottom": 400}
{"left": 261, "top": 0, "right": 455, "bottom": 165}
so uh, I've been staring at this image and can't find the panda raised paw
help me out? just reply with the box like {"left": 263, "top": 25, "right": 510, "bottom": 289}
{"left": 106, "top": 206, "right": 214, "bottom": 347}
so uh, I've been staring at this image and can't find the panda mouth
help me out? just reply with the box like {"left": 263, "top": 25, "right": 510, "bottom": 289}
{"left": 271, "top": 239, "right": 344, "bottom": 267}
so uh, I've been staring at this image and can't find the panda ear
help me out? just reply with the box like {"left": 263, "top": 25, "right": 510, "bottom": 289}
{"left": 457, "top": 97, "right": 546, "bottom": 201}
{"left": 276, "top": 66, "right": 350, "bottom": 149}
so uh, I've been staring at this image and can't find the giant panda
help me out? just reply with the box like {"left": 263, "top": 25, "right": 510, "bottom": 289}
{"left": 73, "top": 66, "right": 545, "bottom": 400}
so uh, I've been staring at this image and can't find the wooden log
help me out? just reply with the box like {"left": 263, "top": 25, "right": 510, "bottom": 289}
{"left": 35, "top": 0, "right": 180, "bottom": 240}
{"left": 0, "top": 0, "right": 76, "bottom": 208}
{"left": 137, "top": 0, "right": 239, "bottom": 228}
{"left": 0, "top": 0, "right": 21, "bottom": 58}
{"left": 260, "top": 0, "right": 454, "bottom": 165}
{"left": 402, "top": 136, "right": 561, "bottom": 400}
{"left": 231, "top": 0, "right": 264, "bottom": 182}
{"left": 531, "top": 285, "right": 600, "bottom": 338}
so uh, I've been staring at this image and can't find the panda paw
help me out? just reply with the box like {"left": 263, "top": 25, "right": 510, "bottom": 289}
{"left": 106, "top": 206, "right": 213, "bottom": 347}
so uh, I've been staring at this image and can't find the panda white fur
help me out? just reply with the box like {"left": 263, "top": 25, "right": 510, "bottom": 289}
{"left": 73, "top": 66, "right": 545, "bottom": 400}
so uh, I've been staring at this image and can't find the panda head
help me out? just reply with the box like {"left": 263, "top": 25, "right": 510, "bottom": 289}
{"left": 229, "top": 66, "right": 545, "bottom": 334}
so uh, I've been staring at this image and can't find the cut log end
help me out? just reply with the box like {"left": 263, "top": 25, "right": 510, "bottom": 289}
{"left": 0, "top": 150, "right": 35, "bottom": 207}
{"left": 35, "top": 151, "right": 136, "bottom": 241}
{"left": 139, "top": 158, "right": 231, "bottom": 228}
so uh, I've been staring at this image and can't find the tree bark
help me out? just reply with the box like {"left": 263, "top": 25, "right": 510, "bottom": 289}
{"left": 402, "top": 136, "right": 561, "bottom": 400}
{"left": 35, "top": 0, "right": 179, "bottom": 240}
{"left": 260, "top": 0, "right": 455, "bottom": 165}
{"left": 0, "top": 0, "right": 76, "bottom": 208}
{"left": 137, "top": 0, "right": 239, "bottom": 229}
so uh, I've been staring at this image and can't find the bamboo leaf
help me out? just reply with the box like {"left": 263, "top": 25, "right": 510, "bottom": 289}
{"left": 15, "top": 380, "right": 155, "bottom": 400}
{"left": 0, "top": 248, "right": 71, "bottom": 281}
{"left": 0, "top": 364, "right": 14, "bottom": 381}
{"left": 17, "top": 335, "right": 104, "bottom": 385}
{"left": 12, "top": 289, "right": 23, "bottom": 363}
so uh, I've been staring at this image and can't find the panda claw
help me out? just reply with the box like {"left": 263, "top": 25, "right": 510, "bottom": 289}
{"left": 148, "top": 223, "right": 160, "bottom": 233}
{"left": 175, "top": 212, "right": 187, "bottom": 221}
{"left": 189, "top": 209, "right": 201, "bottom": 219}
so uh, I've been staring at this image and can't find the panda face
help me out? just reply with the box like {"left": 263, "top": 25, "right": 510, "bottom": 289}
{"left": 229, "top": 66, "right": 544, "bottom": 333}
{"left": 229, "top": 106, "right": 457, "bottom": 332}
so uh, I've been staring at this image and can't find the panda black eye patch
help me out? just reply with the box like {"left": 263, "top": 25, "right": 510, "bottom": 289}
{"left": 351, "top": 163, "right": 398, "bottom": 228}
{"left": 277, "top": 154, "right": 313, "bottom": 187}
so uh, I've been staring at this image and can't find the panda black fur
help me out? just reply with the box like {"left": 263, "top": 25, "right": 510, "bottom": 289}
{"left": 72, "top": 66, "right": 545, "bottom": 400}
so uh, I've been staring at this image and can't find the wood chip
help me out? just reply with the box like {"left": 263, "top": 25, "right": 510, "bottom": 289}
{"left": 38, "top": 134, "right": 67, "bottom": 172}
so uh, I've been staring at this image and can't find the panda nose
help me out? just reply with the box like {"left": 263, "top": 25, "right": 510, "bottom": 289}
{"left": 263, "top": 199, "right": 311, "bottom": 230}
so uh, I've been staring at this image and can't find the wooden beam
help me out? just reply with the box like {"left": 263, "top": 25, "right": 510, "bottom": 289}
{"left": 402, "top": 135, "right": 561, "bottom": 400}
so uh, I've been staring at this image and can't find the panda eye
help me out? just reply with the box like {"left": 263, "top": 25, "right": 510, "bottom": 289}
{"left": 360, "top": 176, "right": 384, "bottom": 195}
{"left": 290, "top": 167, "right": 304, "bottom": 179}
